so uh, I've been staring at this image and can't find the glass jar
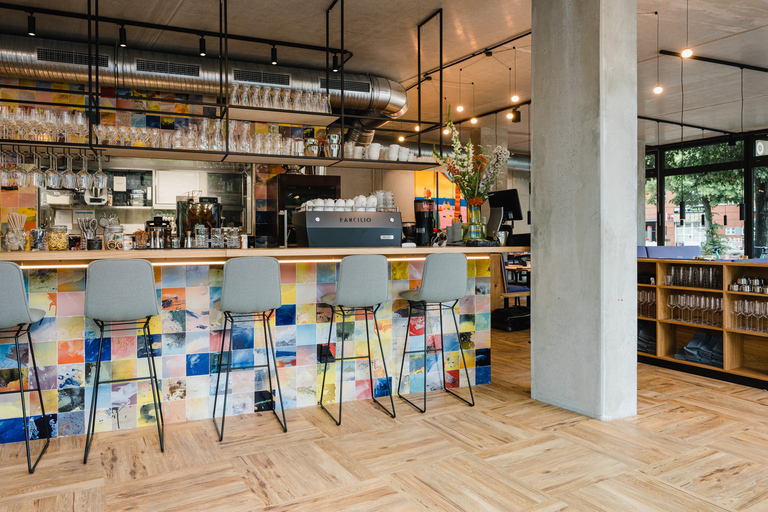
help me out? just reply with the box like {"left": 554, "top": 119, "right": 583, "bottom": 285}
{"left": 29, "top": 229, "right": 46, "bottom": 251}
{"left": 4, "top": 229, "right": 26, "bottom": 251}
{"left": 105, "top": 225, "right": 124, "bottom": 251}
{"left": 194, "top": 224, "right": 208, "bottom": 249}
{"left": 226, "top": 227, "right": 241, "bottom": 249}
{"left": 210, "top": 228, "right": 225, "bottom": 249}
{"left": 48, "top": 225, "right": 68, "bottom": 251}
{"left": 130, "top": 190, "right": 145, "bottom": 206}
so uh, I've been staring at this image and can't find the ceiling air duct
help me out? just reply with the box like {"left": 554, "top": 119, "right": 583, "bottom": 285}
{"left": 0, "top": 35, "right": 408, "bottom": 145}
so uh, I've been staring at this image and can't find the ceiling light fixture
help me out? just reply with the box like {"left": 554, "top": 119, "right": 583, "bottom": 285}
{"left": 398, "top": 136, "right": 405, "bottom": 142}
{"left": 199, "top": 36, "right": 206, "bottom": 57}
{"left": 507, "top": 112, "right": 514, "bottom": 120}
{"left": 654, "top": 12, "right": 663, "bottom": 94}
{"left": 332, "top": 54, "right": 339, "bottom": 73}
{"left": 414, "top": 125, "right": 420, "bottom": 131}
{"left": 681, "top": 0, "right": 692, "bottom": 58}
{"left": 509, "top": 107, "right": 521, "bottom": 123}
{"left": 456, "top": 68, "right": 464, "bottom": 112}
{"left": 27, "top": 13, "right": 35, "bottom": 36}
{"left": 271, "top": 45, "right": 277, "bottom": 65}
{"left": 443, "top": 128, "right": 450, "bottom": 135}
{"left": 470, "top": 118, "right": 477, "bottom": 124}
{"left": 511, "top": 47, "right": 519, "bottom": 102}
{"left": 119, "top": 25, "right": 127, "bottom": 47}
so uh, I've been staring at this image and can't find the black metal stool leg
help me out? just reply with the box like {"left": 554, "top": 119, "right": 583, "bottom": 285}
{"left": 369, "top": 306, "right": 396, "bottom": 418}
{"left": 83, "top": 323, "right": 105, "bottom": 464}
{"left": 445, "top": 303, "right": 474, "bottom": 407}
{"left": 25, "top": 325, "right": 50, "bottom": 473}
{"left": 218, "top": 314, "right": 235, "bottom": 441}
{"left": 141, "top": 320, "right": 164, "bottom": 451}
{"left": 320, "top": 306, "right": 345, "bottom": 425}
{"left": 263, "top": 311, "right": 287, "bottom": 432}
{"left": 212, "top": 314, "right": 229, "bottom": 440}
{"left": 13, "top": 327, "right": 31, "bottom": 473}
{"left": 398, "top": 302, "right": 429, "bottom": 413}
{"left": 397, "top": 303, "right": 412, "bottom": 399}
{"left": 319, "top": 306, "right": 334, "bottom": 420}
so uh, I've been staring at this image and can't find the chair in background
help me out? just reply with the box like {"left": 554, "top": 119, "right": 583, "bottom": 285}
{"left": 397, "top": 253, "right": 474, "bottom": 412}
{"left": 0, "top": 262, "right": 51, "bottom": 473}
{"left": 319, "top": 255, "right": 396, "bottom": 425}
{"left": 83, "top": 259, "right": 163, "bottom": 463}
{"left": 213, "top": 257, "right": 287, "bottom": 439}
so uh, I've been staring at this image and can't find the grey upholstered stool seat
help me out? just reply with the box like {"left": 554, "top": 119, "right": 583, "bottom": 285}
{"left": 213, "top": 257, "right": 287, "bottom": 439}
{"left": 397, "top": 253, "right": 475, "bottom": 412}
{"left": 319, "top": 254, "right": 396, "bottom": 425}
{"left": 0, "top": 262, "right": 51, "bottom": 473}
{"left": 83, "top": 259, "right": 163, "bottom": 463}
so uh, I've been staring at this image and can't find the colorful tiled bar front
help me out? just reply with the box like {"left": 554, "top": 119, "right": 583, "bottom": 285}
{"left": 0, "top": 259, "right": 492, "bottom": 443}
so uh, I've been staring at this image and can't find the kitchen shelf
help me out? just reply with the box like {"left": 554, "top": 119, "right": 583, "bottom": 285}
{"left": 637, "top": 316, "right": 657, "bottom": 322}
{"left": 227, "top": 106, "right": 338, "bottom": 126}
{"left": 330, "top": 158, "right": 438, "bottom": 170}
{"left": 637, "top": 283, "right": 656, "bottom": 288}
{"left": 222, "top": 153, "right": 338, "bottom": 166}
{"left": 638, "top": 258, "right": 768, "bottom": 386}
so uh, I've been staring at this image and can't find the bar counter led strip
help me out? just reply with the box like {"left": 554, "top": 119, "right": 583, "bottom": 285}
{"left": 18, "top": 255, "right": 491, "bottom": 269}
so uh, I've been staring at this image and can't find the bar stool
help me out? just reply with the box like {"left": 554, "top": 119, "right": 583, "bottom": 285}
{"left": 320, "top": 254, "right": 396, "bottom": 425}
{"left": 397, "top": 253, "right": 475, "bottom": 412}
{"left": 213, "top": 257, "right": 287, "bottom": 439}
{"left": 0, "top": 262, "right": 51, "bottom": 473}
{"left": 83, "top": 259, "right": 163, "bottom": 463}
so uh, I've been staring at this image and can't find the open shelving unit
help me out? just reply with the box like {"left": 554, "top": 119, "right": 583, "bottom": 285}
{"left": 638, "top": 258, "right": 768, "bottom": 386}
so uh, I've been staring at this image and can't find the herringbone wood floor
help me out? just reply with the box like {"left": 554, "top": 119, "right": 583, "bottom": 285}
{"left": 2, "top": 330, "right": 768, "bottom": 511}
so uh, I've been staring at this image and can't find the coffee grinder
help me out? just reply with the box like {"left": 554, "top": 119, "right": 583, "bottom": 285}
{"left": 414, "top": 198, "right": 435, "bottom": 246}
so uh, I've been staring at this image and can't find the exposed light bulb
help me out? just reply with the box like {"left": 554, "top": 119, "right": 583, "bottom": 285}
{"left": 443, "top": 128, "right": 450, "bottom": 135}
{"left": 470, "top": 118, "right": 477, "bottom": 124}
{"left": 414, "top": 125, "right": 420, "bottom": 132}
{"left": 511, "top": 94, "right": 519, "bottom": 103}
{"left": 653, "top": 85, "right": 663, "bottom": 94}
{"left": 681, "top": 48, "right": 692, "bottom": 58}
{"left": 456, "top": 105, "right": 464, "bottom": 112}
{"left": 398, "top": 136, "right": 404, "bottom": 142}
{"left": 506, "top": 112, "right": 514, "bottom": 120}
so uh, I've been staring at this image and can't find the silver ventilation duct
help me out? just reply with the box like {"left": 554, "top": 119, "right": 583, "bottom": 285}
{"left": 0, "top": 35, "right": 408, "bottom": 145}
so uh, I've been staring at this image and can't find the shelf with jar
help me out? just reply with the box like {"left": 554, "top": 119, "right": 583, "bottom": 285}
{"left": 637, "top": 258, "right": 768, "bottom": 385}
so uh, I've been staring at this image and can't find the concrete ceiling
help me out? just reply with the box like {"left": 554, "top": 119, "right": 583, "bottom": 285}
{"left": 3, "top": 0, "right": 768, "bottom": 152}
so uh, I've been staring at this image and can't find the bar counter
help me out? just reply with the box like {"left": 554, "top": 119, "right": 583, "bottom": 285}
{"left": 0, "top": 245, "right": 521, "bottom": 444}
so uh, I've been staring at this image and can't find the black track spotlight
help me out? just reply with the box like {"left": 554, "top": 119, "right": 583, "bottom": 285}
{"left": 199, "top": 36, "right": 206, "bottom": 57}
{"left": 723, "top": 214, "right": 728, "bottom": 226}
{"left": 271, "top": 45, "right": 277, "bottom": 66}
{"left": 332, "top": 53, "right": 339, "bottom": 73}
{"left": 508, "top": 107, "right": 521, "bottom": 123}
{"left": 119, "top": 26, "right": 127, "bottom": 48}
{"left": 679, "top": 200, "right": 686, "bottom": 224}
{"left": 27, "top": 13, "right": 36, "bottom": 36}
{"left": 739, "top": 202, "right": 746, "bottom": 221}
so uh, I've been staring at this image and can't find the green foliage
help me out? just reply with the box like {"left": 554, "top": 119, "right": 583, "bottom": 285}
{"left": 664, "top": 140, "right": 743, "bottom": 169}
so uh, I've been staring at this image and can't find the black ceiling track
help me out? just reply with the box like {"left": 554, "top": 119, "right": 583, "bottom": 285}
{"left": 660, "top": 49, "right": 768, "bottom": 74}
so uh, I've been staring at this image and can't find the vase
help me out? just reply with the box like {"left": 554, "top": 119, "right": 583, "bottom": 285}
{"left": 462, "top": 204, "right": 486, "bottom": 240}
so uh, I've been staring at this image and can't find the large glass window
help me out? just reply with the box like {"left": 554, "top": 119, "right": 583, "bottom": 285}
{"left": 753, "top": 167, "right": 768, "bottom": 257}
{"left": 663, "top": 170, "right": 744, "bottom": 257}
{"left": 644, "top": 177, "right": 657, "bottom": 245}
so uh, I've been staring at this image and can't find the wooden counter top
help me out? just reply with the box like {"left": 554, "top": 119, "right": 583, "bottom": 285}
{"left": 0, "top": 245, "right": 529, "bottom": 267}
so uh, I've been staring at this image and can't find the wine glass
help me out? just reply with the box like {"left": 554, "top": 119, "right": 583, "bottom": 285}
{"left": 61, "top": 155, "right": 77, "bottom": 189}
{"left": 9, "top": 152, "right": 28, "bottom": 188}
{"left": 93, "top": 156, "right": 108, "bottom": 189}
{"left": 28, "top": 152, "right": 46, "bottom": 188}
{"left": 45, "top": 153, "right": 61, "bottom": 188}
{"left": 76, "top": 154, "right": 92, "bottom": 189}
{"left": 0, "top": 151, "right": 11, "bottom": 187}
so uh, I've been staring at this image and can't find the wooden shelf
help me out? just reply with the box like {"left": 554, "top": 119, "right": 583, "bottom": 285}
{"left": 726, "top": 290, "right": 768, "bottom": 298}
{"left": 637, "top": 316, "right": 657, "bottom": 322}
{"left": 730, "top": 366, "right": 768, "bottom": 380}
{"left": 99, "top": 146, "right": 227, "bottom": 161}
{"left": 637, "top": 283, "right": 657, "bottom": 288}
{"left": 222, "top": 153, "right": 338, "bottom": 166}
{"left": 725, "top": 327, "right": 768, "bottom": 338}
{"left": 658, "top": 285, "right": 722, "bottom": 293}
{"left": 227, "top": 106, "right": 338, "bottom": 126}
{"left": 658, "top": 319, "right": 723, "bottom": 331}
{"left": 330, "top": 158, "right": 439, "bottom": 170}
{"left": 656, "top": 355, "right": 725, "bottom": 372}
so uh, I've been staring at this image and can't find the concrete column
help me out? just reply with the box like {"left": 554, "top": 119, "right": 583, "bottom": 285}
{"left": 638, "top": 141, "right": 647, "bottom": 245}
{"left": 530, "top": 0, "right": 637, "bottom": 420}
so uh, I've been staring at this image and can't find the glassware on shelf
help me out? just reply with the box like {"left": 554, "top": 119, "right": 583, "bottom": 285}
{"left": 0, "top": 152, "right": 11, "bottom": 188}
{"left": 47, "top": 225, "right": 68, "bottom": 251}
{"left": 9, "top": 156, "right": 27, "bottom": 188}
{"left": 194, "top": 224, "right": 208, "bottom": 248}
{"left": 93, "top": 156, "right": 108, "bottom": 189}
{"left": 61, "top": 155, "right": 77, "bottom": 190}
{"left": 76, "top": 154, "right": 92, "bottom": 189}
{"left": 240, "top": 122, "right": 251, "bottom": 153}
{"left": 45, "top": 153, "right": 61, "bottom": 189}
{"left": 229, "top": 83, "right": 242, "bottom": 106}
{"left": 28, "top": 153, "right": 46, "bottom": 188}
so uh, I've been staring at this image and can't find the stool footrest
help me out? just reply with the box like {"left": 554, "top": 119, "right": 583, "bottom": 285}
{"left": 213, "top": 362, "right": 271, "bottom": 372}
{"left": 0, "top": 387, "right": 45, "bottom": 396}
{"left": 403, "top": 348, "right": 441, "bottom": 355}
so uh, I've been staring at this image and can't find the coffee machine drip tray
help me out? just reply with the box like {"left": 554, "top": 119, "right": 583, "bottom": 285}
{"left": 293, "top": 211, "right": 402, "bottom": 247}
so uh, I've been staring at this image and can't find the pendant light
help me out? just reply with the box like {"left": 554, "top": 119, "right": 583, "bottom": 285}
{"left": 456, "top": 68, "right": 464, "bottom": 112}
{"left": 119, "top": 25, "right": 127, "bottom": 48}
{"left": 332, "top": 54, "right": 340, "bottom": 73}
{"left": 679, "top": 56, "right": 686, "bottom": 227}
{"left": 511, "top": 47, "right": 519, "bottom": 103}
{"left": 470, "top": 82, "right": 477, "bottom": 123}
{"left": 681, "top": 0, "right": 692, "bottom": 58}
{"left": 199, "top": 36, "right": 206, "bottom": 57}
{"left": 27, "top": 13, "right": 35, "bottom": 36}
{"left": 653, "top": 13, "right": 663, "bottom": 94}
{"left": 271, "top": 45, "right": 278, "bottom": 66}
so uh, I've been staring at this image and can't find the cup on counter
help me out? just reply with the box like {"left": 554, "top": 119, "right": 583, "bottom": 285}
{"left": 495, "top": 231, "right": 508, "bottom": 246}
{"left": 387, "top": 144, "right": 400, "bottom": 161}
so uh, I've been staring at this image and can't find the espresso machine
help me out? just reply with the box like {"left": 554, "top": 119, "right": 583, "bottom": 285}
{"left": 177, "top": 197, "right": 222, "bottom": 247}
{"left": 414, "top": 199, "right": 435, "bottom": 246}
